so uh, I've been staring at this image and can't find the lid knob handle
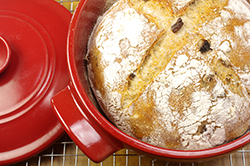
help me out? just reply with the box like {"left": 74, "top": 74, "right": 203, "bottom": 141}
{"left": 0, "top": 36, "right": 11, "bottom": 74}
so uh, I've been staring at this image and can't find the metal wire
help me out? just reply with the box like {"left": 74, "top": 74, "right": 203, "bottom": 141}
{"left": 9, "top": 1, "right": 250, "bottom": 166}
{"left": 11, "top": 133, "right": 250, "bottom": 166}
{"left": 55, "top": 0, "right": 79, "bottom": 13}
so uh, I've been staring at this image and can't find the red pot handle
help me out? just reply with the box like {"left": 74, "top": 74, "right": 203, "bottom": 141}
{"left": 51, "top": 85, "right": 123, "bottom": 162}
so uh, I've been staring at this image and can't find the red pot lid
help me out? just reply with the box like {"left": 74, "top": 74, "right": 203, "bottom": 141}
{"left": 0, "top": 0, "right": 71, "bottom": 165}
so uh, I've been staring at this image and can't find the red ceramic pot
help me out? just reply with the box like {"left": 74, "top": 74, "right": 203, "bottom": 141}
{"left": 51, "top": 0, "right": 250, "bottom": 163}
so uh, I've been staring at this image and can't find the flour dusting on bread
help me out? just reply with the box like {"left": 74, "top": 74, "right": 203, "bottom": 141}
{"left": 87, "top": 0, "right": 250, "bottom": 150}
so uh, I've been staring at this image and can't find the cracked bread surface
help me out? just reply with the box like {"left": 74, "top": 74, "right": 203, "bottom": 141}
{"left": 87, "top": 0, "right": 250, "bottom": 150}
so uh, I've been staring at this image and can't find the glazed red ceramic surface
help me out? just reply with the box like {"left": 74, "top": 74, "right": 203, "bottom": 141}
{"left": 51, "top": 0, "right": 250, "bottom": 163}
{"left": 0, "top": 0, "right": 71, "bottom": 165}
{"left": 0, "top": 36, "right": 11, "bottom": 73}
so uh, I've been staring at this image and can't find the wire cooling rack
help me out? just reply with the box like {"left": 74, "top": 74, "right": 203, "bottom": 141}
{"left": 10, "top": 0, "right": 250, "bottom": 166}
{"left": 11, "top": 133, "right": 250, "bottom": 166}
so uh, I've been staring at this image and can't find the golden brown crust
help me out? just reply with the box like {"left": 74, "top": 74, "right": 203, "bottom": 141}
{"left": 87, "top": 0, "right": 250, "bottom": 150}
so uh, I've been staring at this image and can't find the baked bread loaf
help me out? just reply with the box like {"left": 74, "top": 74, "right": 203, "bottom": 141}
{"left": 86, "top": 0, "right": 250, "bottom": 150}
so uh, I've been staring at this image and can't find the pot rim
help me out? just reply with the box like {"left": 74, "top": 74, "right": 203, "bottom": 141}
{"left": 67, "top": 0, "right": 250, "bottom": 160}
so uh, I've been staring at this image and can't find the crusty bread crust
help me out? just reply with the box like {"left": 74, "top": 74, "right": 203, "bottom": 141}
{"left": 87, "top": 0, "right": 250, "bottom": 150}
